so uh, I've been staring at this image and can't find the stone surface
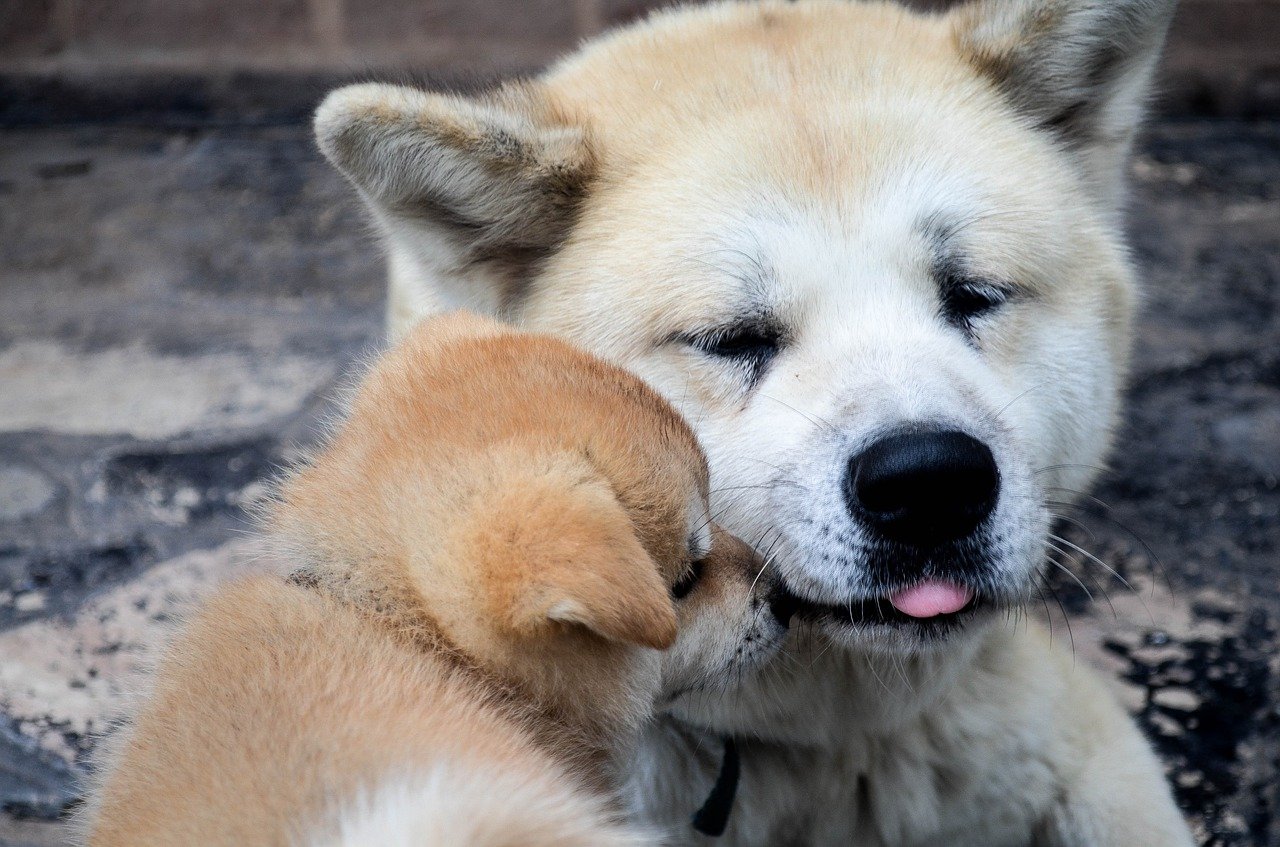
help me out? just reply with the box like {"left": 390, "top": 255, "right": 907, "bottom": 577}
{"left": 73, "top": 0, "right": 316, "bottom": 53}
{"left": 0, "top": 542, "right": 264, "bottom": 785}
{"left": 0, "top": 468, "right": 56, "bottom": 523}
{"left": 0, "top": 341, "right": 335, "bottom": 439}
{"left": 0, "top": 116, "right": 1277, "bottom": 846}
{"left": 344, "top": 0, "right": 582, "bottom": 47}
{"left": 0, "top": 0, "right": 60, "bottom": 58}
{"left": 2, "top": 1, "right": 1278, "bottom": 120}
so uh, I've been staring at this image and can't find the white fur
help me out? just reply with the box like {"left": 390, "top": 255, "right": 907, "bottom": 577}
{"left": 314, "top": 1, "right": 1192, "bottom": 844}
{"left": 308, "top": 761, "right": 652, "bottom": 847}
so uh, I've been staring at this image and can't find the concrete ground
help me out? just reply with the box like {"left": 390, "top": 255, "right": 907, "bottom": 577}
{"left": 0, "top": 117, "right": 1277, "bottom": 846}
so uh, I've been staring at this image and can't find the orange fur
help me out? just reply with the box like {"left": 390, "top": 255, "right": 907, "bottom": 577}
{"left": 85, "top": 313, "right": 766, "bottom": 846}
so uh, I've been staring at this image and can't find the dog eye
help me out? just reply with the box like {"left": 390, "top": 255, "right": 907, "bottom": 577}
{"left": 671, "top": 559, "right": 705, "bottom": 600}
{"left": 687, "top": 323, "right": 782, "bottom": 373}
{"left": 940, "top": 280, "right": 1010, "bottom": 331}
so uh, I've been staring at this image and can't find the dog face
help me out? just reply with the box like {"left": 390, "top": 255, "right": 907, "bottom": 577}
{"left": 275, "top": 313, "right": 788, "bottom": 732}
{"left": 315, "top": 0, "right": 1173, "bottom": 654}
{"left": 665, "top": 526, "right": 793, "bottom": 704}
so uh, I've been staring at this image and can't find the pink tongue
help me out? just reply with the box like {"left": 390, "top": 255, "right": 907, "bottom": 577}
{"left": 889, "top": 580, "right": 974, "bottom": 619}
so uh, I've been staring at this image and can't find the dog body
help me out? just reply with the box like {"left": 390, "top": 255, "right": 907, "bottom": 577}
{"left": 315, "top": 1, "right": 1193, "bottom": 843}
{"left": 85, "top": 315, "right": 789, "bottom": 846}
{"left": 87, "top": 576, "right": 649, "bottom": 847}
{"left": 638, "top": 622, "right": 1184, "bottom": 846}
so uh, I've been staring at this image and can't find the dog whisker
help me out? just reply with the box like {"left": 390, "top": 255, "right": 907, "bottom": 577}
{"left": 1033, "top": 462, "right": 1111, "bottom": 477}
{"left": 1047, "top": 532, "right": 1136, "bottom": 594}
{"left": 1045, "top": 541, "right": 1113, "bottom": 616}
{"left": 1034, "top": 584, "right": 1056, "bottom": 648}
{"left": 862, "top": 652, "right": 896, "bottom": 698}
{"left": 1045, "top": 498, "right": 1173, "bottom": 600}
{"left": 757, "top": 392, "right": 838, "bottom": 434}
{"left": 889, "top": 650, "right": 916, "bottom": 696}
{"left": 1044, "top": 582, "right": 1077, "bottom": 666}
{"left": 1042, "top": 546, "right": 1096, "bottom": 605}
{"left": 1047, "top": 510, "right": 1097, "bottom": 541}
{"left": 992, "top": 381, "right": 1048, "bottom": 422}
{"left": 1043, "top": 485, "right": 1117, "bottom": 514}
{"left": 748, "top": 545, "right": 781, "bottom": 597}
{"left": 736, "top": 456, "right": 795, "bottom": 475}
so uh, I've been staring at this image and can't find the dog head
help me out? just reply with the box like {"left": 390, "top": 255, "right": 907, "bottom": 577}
{"left": 314, "top": 0, "right": 1174, "bottom": 655}
{"left": 273, "top": 313, "right": 788, "bottom": 734}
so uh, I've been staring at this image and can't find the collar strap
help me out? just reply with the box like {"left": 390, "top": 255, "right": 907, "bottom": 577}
{"left": 692, "top": 736, "right": 740, "bottom": 837}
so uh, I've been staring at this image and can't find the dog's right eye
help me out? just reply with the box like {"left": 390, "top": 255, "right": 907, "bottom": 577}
{"left": 941, "top": 280, "right": 1008, "bottom": 326}
{"left": 684, "top": 321, "right": 782, "bottom": 380}
{"left": 701, "top": 328, "right": 777, "bottom": 359}
{"left": 671, "top": 559, "right": 705, "bottom": 600}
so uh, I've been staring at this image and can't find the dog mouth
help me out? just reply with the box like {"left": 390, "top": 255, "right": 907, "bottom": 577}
{"left": 776, "top": 578, "right": 987, "bottom": 636}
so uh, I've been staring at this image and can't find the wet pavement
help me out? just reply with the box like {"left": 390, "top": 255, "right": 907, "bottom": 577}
{"left": 0, "top": 118, "right": 1277, "bottom": 846}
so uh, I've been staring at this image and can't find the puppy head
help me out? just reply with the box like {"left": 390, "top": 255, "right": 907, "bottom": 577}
{"left": 274, "top": 313, "right": 779, "bottom": 733}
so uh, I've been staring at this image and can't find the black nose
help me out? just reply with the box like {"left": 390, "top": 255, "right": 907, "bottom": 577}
{"left": 847, "top": 428, "right": 999, "bottom": 547}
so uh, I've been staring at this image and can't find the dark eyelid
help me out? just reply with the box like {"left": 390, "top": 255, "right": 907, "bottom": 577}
{"left": 671, "top": 559, "right": 704, "bottom": 600}
{"left": 672, "top": 316, "right": 786, "bottom": 350}
{"left": 934, "top": 253, "right": 1024, "bottom": 298}
{"left": 946, "top": 276, "right": 1022, "bottom": 302}
{"left": 667, "top": 318, "right": 782, "bottom": 391}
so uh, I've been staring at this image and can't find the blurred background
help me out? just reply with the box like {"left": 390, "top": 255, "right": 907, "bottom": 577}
{"left": 1, "top": 1, "right": 1277, "bottom": 845}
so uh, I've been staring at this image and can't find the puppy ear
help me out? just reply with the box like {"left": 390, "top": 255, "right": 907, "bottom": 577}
{"left": 538, "top": 530, "right": 679, "bottom": 652}
{"left": 471, "top": 467, "right": 678, "bottom": 651}
{"left": 314, "top": 82, "right": 595, "bottom": 312}
{"left": 952, "top": 0, "right": 1176, "bottom": 205}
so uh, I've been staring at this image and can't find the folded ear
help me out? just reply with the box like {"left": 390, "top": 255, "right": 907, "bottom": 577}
{"left": 539, "top": 532, "right": 678, "bottom": 652}
{"left": 474, "top": 467, "right": 678, "bottom": 651}
{"left": 951, "top": 0, "right": 1177, "bottom": 206}
{"left": 314, "top": 82, "right": 596, "bottom": 315}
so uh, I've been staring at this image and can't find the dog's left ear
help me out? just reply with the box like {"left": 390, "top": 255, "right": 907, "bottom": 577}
{"left": 314, "top": 81, "right": 595, "bottom": 317}
{"left": 952, "top": 0, "right": 1177, "bottom": 206}
{"left": 472, "top": 466, "right": 678, "bottom": 651}
{"left": 536, "top": 530, "right": 679, "bottom": 652}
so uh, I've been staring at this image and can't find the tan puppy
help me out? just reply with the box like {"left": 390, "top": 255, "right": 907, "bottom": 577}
{"left": 84, "top": 313, "right": 789, "bottom": 846}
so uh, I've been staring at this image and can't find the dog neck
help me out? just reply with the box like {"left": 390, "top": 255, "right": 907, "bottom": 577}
{"left": 669, "top": 622, "right": 994, "bottom": 745}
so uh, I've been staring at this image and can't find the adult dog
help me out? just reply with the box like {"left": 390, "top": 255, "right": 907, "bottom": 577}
{"left": 314, "top": 1, "right": 1192, "bottom": 844}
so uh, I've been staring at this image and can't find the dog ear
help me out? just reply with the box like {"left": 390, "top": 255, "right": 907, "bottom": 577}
{"left": 314, "top": 82, "right": 595, "bottom": 315}
{"left": 951, "top": 0, "right": 1176, "bottom": 205}
{"left": 538, "top": 532, "right": 679, "bottom": 652}
{"left": 474, "top": 468, "right": 678, "bottom": 651}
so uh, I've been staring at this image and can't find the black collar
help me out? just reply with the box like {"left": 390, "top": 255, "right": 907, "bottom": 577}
{"left": 692, "top": 736, "right": 740, "bottom": 837}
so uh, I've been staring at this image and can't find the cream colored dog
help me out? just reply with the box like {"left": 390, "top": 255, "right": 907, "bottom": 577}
{"left": 313, "top": 1, "right": 1193, "bottom": 844}
{"left": 83, "top": 314, "right": 790, "bottom": 846}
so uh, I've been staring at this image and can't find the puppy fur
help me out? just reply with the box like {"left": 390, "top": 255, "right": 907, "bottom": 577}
{"left": 84, "top": 313, "right": 786, "bottom": 846}
{"left": 312, "top": 1, "right": 1193, "bottom": 844}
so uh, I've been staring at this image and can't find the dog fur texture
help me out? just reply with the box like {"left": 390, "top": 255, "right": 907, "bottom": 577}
{"left": 313, "top": 1, "right": 1194, "bottom": 844}
{"left": 83, "top": 314, "right": 788, "bottom": 846}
